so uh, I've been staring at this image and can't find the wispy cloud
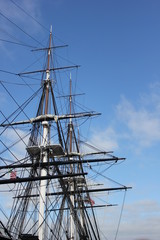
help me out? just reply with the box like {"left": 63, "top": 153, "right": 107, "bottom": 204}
{"left": 1, "top": 128, "right": 29, "bottom": 160}
{"left": 87, "top": 82, "right": 160, "bottom": 153}
{"left": 0, "top": 0, "right": 42, "bottom": 56}
{"left": 0, "top": 127, "right": 29, "bottom": 217}
{"left": 89, "top": 126, "right": 119, "bottom": 152}
{"left": 116, "top": 83, "right": 160, "bottom": 148}
{"left": 120, "top": 200, "right": 160, "bottom": 240}
{"left": 0, "top": 1, "right": 48, "bottom": 81}
{"left": 0, "top": 0, "right": 41, "bottom": 30}
{"left": 99, "top": 199, "right": 160, "bottom": 240}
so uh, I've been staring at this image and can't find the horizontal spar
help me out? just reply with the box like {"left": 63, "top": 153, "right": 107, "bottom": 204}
{"left": 0, "top": 172, "right": 87, "bottom": 185}
{"left": 49, "top": 204, "right": 117, "bottom": 211}
{"left": 31, "top": 45, "right": 68, "bottom": 51}
{"left": 0, "top": 112, "right": 101, "bottom": 127}
{"left": 17, "top": 65, "right": 80, "bottom": 76}
{"left": 15, "top": 186, "right": 132, "bottom": 198}
{"left": 0, "top": 157, "right": 125, "bottom": 170}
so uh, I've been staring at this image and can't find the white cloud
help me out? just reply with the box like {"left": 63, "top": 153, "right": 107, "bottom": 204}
{"left": 89, "top": 126, "right": 119, "bottom": 152}
{"left": 1, "top": 128, "right": 29, "bottom": 160}
{"left": 0, "top": 127, "right": 30, "bottom": 218}
{"left": 116, "top": 92, "right": 160, "bottom": 147}
{"left": 0, "top": 0, "right": 42, "bottom": 59}
{"left": 119, "top": 200, "right": 160, "bottom": 240}
{"left": 99, "top": 199, "right": 160, "bottom": 240}
{"left": 0, "top": 0, "right": 41, "bottom": 29}
{"left": 87, "top": 82, "right": 160, "bottom": 152}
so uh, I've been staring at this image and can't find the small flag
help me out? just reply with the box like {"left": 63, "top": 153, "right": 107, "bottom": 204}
{"left": 84, "top": 196, "right": 95, "bottom": 206}
{"left": 10, "top": 170, "right": 17, "bottom": 179}
{"left": 89, "top": 198, "right": 95, "bottom": 206}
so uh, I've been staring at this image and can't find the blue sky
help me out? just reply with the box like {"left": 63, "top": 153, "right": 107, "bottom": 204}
{"left": 0, "top": 0, "right": 160, "bottom": 239}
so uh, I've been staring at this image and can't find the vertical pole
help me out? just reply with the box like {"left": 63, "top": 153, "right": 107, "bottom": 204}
{"left": 38, "top": 26, "right": 52, "bottom": 240}
{"left": 69, "top": 74, "right": 74, "bottom": 239}
{"left": 38, "top": 121, "right": 49, "bottom": 240}
{"left": 69, "top": 73, "right": 72, "bottom": 153}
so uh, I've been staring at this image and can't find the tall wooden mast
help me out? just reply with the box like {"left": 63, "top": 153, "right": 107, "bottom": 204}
{"left": 38, "top": 26, "right": 52, "bottom": 240}
{"left": 69, "top": 74, "right": 75, "bottom": 239}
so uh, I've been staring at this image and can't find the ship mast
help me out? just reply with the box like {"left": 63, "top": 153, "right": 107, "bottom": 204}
{"left": 0, "top": 27, "right": 132, "bottom": 240}
{"left": 38, "top": 26, "right": 52, "bottom": 240}
{"left": 69, "top": 73, "right": 74, "bottom": 239}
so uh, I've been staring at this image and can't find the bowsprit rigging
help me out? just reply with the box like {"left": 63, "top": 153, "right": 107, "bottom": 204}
{"left": 0, "top": 27, "right": 131, "bottom": 240}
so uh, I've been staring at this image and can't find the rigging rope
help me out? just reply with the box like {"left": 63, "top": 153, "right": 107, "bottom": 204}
{"left": 89, "top": 164, "right": 126, "bottom": 188}
{"left": 9, "top": 0, "right": 68, "bottom": 45}
{"left": 0, "top": 38, "right": 36, "bottom": 48}
{"left": 0, "top": 11, "right": 44, "bottom": 47}
{"left": 0, "top": 79, "right": 39, "bottom": 86}
{"left": 114, "top": 190, "right": 127, "bottom": 240}
{"left": 9, "top": 0, "right": 49, "bottom": 33}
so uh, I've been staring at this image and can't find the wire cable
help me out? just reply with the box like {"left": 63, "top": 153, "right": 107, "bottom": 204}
{"left": 0, "top": 11, "right": 44, "bottom": 47}
{"left": 0, "top": 79, "right": 38, "bottom": 86}
{"left": 0, "top": 69, "right": 17, "bottom": 75}
{"left": 114, "top": 190, "right": 127, "bottom": 240}
{"left": 10, "top": 0, "right": 49, "bottom": 33}
{"left": 9, "top": 0, "right": 67, "bottom": 45}
{"left": 0, "top": 38, "right": 36, "bottom": 48}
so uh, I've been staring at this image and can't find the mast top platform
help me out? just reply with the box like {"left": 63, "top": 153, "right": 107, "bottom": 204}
{"left": 26, "top": 144, "right": 65, "bottom": 157}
